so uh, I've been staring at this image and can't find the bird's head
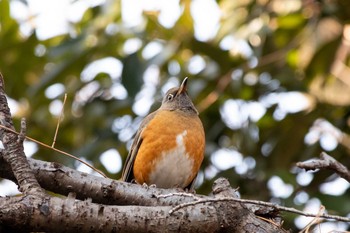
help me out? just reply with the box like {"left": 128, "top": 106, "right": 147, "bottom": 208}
{"left": 161, "top": 77, "right": 198, "bottom": 115}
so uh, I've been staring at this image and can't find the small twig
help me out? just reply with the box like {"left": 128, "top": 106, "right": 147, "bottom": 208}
{"left": 0, "top": 124, "right": 106, "bottom": 178}
{"left": 17, "top": 118, "right": 26, "bottom": 144}
{"left": 196, "top": 28, "right": 305, "bottom": 113}
{"left": 256, "top": 216, "right": 282, "bottom": 229}
{"left": 169, "top": 197, "right": 350, "bottom": 222}
{"left": 296, "top": 152, "right": 350, "bottom": 183}
{"left": 299, "top": 205, "right": 325, "bottom": 233}
{"left": 197, "top": 71, "right": 231, "bottom": 113}
{"left": 155, "top": 192, "right": 201, "bottom": 201}
{"left": 52, "top": 93, "right": 67, "bottom": 148}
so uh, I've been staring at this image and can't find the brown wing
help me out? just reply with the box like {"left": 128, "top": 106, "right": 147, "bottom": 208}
{"left": 121, "top": 111, "right": 158, "bottom": 182}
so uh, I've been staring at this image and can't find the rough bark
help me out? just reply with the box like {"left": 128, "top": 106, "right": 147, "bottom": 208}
{"left": 0, "top": 193, "right": 285, "bottom": 233}
{"left": 0, "top": 75, "right": 43, "bottom": 197}
{"left": 0, "top": 153, "right": 286, "bottom": 232}
{"left": 0, "top": 153, "right": 207, "bottom": 206}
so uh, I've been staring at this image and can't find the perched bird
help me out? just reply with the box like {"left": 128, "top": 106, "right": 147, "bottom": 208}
{"left": 121, "top": 77, "right": 205, "bottom": 189}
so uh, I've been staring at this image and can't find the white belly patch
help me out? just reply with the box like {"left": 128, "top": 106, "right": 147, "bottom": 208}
{"left": 149, "top": 130, "right": 194, "bottom": 188}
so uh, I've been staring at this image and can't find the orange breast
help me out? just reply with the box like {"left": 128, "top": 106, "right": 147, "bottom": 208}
{"left": 133, "top": 110, "right": 205, "bottom": 188}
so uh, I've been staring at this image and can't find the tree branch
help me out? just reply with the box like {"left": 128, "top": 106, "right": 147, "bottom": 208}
{"left": 296, "top": 152, "right": 350, "bottom": 183}
{"left": 169, "top": 196, "right": 350, "bottom": 222}
{"left": 1, "top": 152, "right": 286, "bottom": 233}
{"left": 0, "top": 151, "right": 208, "bottom": 206}
{"left": 0, "top": 74, "right": 43, "bottom": 196}
{"left": 164, "top": 178, "right": 350, "bottom": 223}
{"left": 0, "top": 191, "right": 285, "bottom": 233}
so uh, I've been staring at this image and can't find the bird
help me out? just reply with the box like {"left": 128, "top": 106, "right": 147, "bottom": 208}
{"left": 121, "top": 77, "right": 205, "bottom": 190}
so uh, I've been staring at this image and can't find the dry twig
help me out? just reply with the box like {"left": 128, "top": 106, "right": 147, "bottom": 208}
{"left": 52, "top": 93, "right": 67, "bottom": 148}
{"left": 0, "top": 124, "right": 106, "bottom": 178}
{"left": 296, "top": 152, "right": 350, "bottom": 183}
{"left": 170, "top": 197, "right": 350, "bottom": 222}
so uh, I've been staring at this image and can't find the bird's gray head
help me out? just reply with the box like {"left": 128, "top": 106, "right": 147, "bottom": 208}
{"left": 160, "top": 77, "right": 198, "bottom": 115}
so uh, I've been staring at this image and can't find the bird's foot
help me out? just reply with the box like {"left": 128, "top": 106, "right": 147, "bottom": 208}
{"left": 142, "top": 183, "right": 157, "bottom": 189}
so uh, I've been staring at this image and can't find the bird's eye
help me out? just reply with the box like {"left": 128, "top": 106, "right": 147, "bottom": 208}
{"left": 167, "top": 94, "right": 174, "bottom": 101}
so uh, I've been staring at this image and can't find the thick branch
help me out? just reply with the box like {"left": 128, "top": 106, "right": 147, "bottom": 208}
{"left": 0, "top": 152, "right": 206, "bottom": 206}
{"left": 0, "top": 188, "right": 284, "bottom": 233}
{"left": 296, "top": 152, "right": 350, "bottom": 183}
{"left": 0, "top": 74, "right": 43, "bottom": 196}
{"left": 2, "top": 152, "right": 350, "bottom": 223}
{"left": 0, "top": 145, "right": 286, "bottom": 232}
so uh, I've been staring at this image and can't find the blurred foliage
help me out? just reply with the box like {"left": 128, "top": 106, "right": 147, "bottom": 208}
{"left": 1, "top": 0, "right": 350, "bottom": 230}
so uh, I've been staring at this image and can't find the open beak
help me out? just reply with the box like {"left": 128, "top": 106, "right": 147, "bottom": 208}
{"left": 177, "top": 77, "right": 188, "bottom": 95}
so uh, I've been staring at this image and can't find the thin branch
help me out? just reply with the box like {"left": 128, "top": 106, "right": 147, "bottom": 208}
{"left": 0, "top": 123, "right": 106, "bottom": 178}
{"left": 299, "top": 205, "right": 325, "bottom": 233}
{"left": 52, "top": 93, "right": 67, "bottom": 148}
{"left": 296, "top": 152, "right": 350, "bottom": 183}
{"left": 255, "top": 215, "right": 283, "bottom": 230}
{"left": 155, "top": 192, "right": 202, "bottom": 201}
{"left": 0, "top": 74, "right": 43, "bottom": 196}
{"left": 169, "top": 197, "right": 350, "bottom": 222}
{"left": 196, "top": 26, "right": 306, "bottom": 113}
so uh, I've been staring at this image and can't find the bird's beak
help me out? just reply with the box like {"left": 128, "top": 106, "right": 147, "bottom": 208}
{"left": 177, "top": 77, "right": 188, "bottom": 95}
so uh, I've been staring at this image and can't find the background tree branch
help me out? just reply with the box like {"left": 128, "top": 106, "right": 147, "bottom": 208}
{"left": 296, "top": 152, "right": 350, "bottom": 183}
